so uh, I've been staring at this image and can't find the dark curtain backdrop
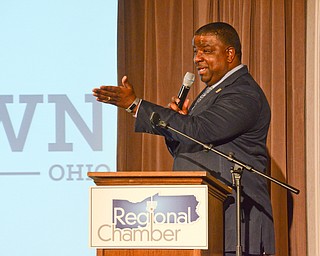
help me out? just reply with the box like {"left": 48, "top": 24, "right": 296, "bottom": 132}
{"left": 116, "top": 0, "right": 306, "bottom": 255}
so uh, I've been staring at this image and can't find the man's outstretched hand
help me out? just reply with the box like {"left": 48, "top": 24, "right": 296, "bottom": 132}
{"left": 92, "top": 76, "right": 137, "bottom": 109}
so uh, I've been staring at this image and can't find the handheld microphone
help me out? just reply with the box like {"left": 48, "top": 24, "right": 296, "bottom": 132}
{"left": 177, "top": 72, "right": 195, "bottom": 109}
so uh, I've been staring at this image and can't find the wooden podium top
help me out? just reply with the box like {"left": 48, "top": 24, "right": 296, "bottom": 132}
{"left": 88, "top": 171, "right": 232, "bottom": 199}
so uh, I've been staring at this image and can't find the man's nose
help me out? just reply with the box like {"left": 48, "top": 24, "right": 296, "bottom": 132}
{"left": 194, "top": 52, "right": 203, "bottom": 63}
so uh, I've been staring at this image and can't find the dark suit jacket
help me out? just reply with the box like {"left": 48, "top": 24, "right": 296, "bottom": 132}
{"left": 134, "top": 65, "right": 275, "bottom": 254}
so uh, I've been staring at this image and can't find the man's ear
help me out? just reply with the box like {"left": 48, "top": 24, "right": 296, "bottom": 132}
{"left": 226, "top": 47, "right": 236, "bottom": 63}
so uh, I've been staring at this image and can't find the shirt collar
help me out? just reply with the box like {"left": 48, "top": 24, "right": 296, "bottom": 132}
{"left": 209, "top": 64, "right": 244, "bottom": 90}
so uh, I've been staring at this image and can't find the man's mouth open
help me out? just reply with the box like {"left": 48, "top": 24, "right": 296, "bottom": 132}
{"left": 197, "top": 67, "right": 207, "bottom": 75}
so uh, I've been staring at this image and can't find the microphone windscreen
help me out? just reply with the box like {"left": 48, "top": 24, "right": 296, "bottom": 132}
{"left": 183, "top": 72, "right": 195, "bottom": 88}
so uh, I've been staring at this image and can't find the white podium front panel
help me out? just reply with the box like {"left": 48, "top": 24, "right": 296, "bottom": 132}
{"left": 89, "top": 185, "right": 208, "bottom": 249}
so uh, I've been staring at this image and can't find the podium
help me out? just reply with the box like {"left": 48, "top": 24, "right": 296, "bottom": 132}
{"left": 88, "top": 171, "right": 232, "bottom": 256}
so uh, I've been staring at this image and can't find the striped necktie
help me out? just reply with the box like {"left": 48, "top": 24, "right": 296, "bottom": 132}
{"left": 191, "top": 85, "right": 215, "bottom": 111}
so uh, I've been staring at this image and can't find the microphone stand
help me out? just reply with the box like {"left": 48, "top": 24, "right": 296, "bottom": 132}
{"left": 150, "top": 112, "right": 299, "bottom": 256}
{"left": 231, "top": 164, "right": 243, "bottom": 256}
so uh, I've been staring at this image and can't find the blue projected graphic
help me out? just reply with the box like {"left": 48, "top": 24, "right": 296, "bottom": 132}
{"left": 0, "top": 0, "right": 118, "bottom": 255}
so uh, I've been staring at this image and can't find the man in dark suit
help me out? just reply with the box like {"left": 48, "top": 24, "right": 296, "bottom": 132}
{"left": 93, "top": 22, "right": 275, "bottom": 256}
